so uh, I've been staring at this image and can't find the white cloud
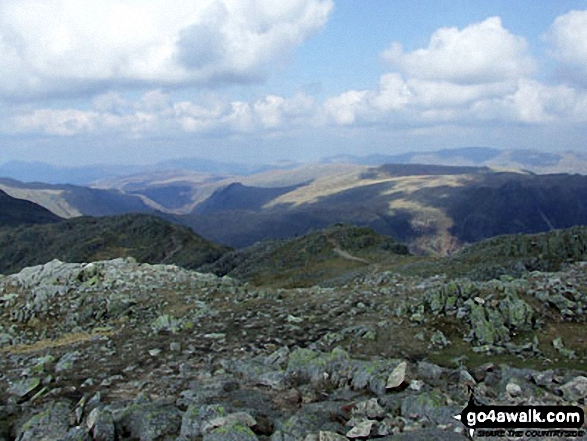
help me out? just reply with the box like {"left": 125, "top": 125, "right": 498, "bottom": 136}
{"left": 382, "top": 17, "right": 536, "bottom": 84}
{"left": 12, "top": 108, "right": 100, "bottom": 136}
{"left": 8, "top": 89, "right": 320, "bottom": 137}
{"left": 0, "top": 0, "right": 333, "bottom": 98}
{"left": 321, "top": 16, "right": 587, "bottom": 129}
{"left": 323, "top": 90, "right": 367, "bottom": 125}
{"left": 472, "top": 79, "right": 587, "bottom": 124}
{"left": 544, "top": 10, "right": 587, "bottom": 81}
{"left": 6, "top": 12, "right": 587, "bottom": 148}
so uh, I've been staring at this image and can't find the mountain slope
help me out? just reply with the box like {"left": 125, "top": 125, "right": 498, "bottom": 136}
{"left": 0, "top": 189, "right": 61, "bottom": 227}
{"left": 175, "top": 167, "right": 587, "bottom": 255}
{"left": 0, "top": 213, "right": 231, "bottom": 275}
{"left": 201, "top": 224, "right": 409, "bottom": 287}
{"left": 0, "top": 178, "right": 156, "bottom": 218}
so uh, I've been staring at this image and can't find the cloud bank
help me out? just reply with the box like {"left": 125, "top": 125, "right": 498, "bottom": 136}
{"left": 0, "top": 0, "right": 333, "bottom": 98}
{"left": 3, "top": 7, "right": 587, "bottom": 159}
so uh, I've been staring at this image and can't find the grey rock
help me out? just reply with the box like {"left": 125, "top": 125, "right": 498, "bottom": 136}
{"left": 530, "top": 369, "right": 556, "bottom": 388}
{"left": 400, "top": 391, "right": 458, "bottom": 426}
{"left": 430, "top": 329, "right": 449, "bottom": 348}
{"left": 286, "top": 347, "right": 353, "bottom": 388}
{"left": 117, "top": 403, "right": 181, "bottom": 441}
{"left": 506, "top": 382, "right": 523, "bottom": 397}
{"left": 417, "top": 361, "right": 445, "bottom": 385}
{"left": 151, "top": 314, "right": 181, "bottom": 334}
{"left": 559, "top": 376, "right": 587, "bottom": 402}
{"left": 350, "top": 359, "right": 397, "bottom": 396}
{"left": 203, "top": 423, "right": 258, "bottom": 441}
{"left": 87, "top": 408, "right": 115, "bottom": 441}
{"left": 346, "top": 419, "right": 375, "bottom": 438}
{"left": 15, "top": 401, "right": 71, "bottom": 441}
{"left": 386, "top": 361, "right": 407, "bottom": 389}
{"left": 0, "top": 332, "right": 12, "bottom": 347}
{"left": 55, "top": 351, "right": 81, "bottom": 372}
{"left": 552, "top": 337, "right": 577, "bottom": 359}
{"left": 59, "top": 426, "right": 92, "bottom": 441}
{"left": 272, "top": 403, "right": 342, "bottom": 441}
{"left": 221, "top": 358, "right": 285, "bottom": 389}
{"left": 180, "top": 404, "right": 227, "bottom": 439}
{"left": 303, "top": 432, "right": 348, "bottom": 441}
{"left": 263, "top": 346, "right": 290, "bottom": 368}
{"left": 203, "top": 412, "right": 257, "bottom": 434}
{"left": 351, "top": 398, "right": 385, "bottom": 419}
{"left": 7, "top": 377, "right": 40, "bottom": 398}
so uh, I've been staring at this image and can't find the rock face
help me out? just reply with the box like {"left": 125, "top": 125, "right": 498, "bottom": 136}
{"left": 0, "top": 257, "right": 586, "bottom": 440}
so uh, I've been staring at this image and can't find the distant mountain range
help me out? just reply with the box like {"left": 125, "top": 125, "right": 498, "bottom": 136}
{"left": 2, "top": 148, "right": 587, "bottom": 256}
{"left": 2, "top": 147, "right": 587, "bottom": 186}
{"left": 321, "top": 147, "right": 587, "bottom": 173}
{"left": 171, "top": 165, "right": 587, "bottom": 252}
{"left": 0, "top": 157, "right": 296, "bottom": 186}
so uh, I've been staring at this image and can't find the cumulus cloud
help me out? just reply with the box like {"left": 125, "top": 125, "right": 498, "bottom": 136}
{"left": 321, "top": 16, "right": 587, "bottom": 129}
{"left": 0, "top": 0, "right": 333, "bottom": 98}
{"left": 544, "top": 10, "right": 587, "bottom": 84}
{"left": 8, "top": 89, "right": 319, "bottom": 137}
{"left": 472, "top": 79, "right": 587, "bottom": 124}
{"left": 323, "top": 73, "right": 587, "bottom": 128}
{"left": 5, "top": 11, "right": 587, "bottom": 147}
{"left": 382, "top": 17, "right": 536, "bottom": 84}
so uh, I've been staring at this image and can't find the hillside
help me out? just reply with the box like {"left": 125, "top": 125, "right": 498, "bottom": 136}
{"left": 93, "top": 163, "right": 360, "bottom": 213}
{"left": 175, "top": 166, "right": 587, "bottom": 255}
{"left": 4, "top": 163, "right": 587, "bottom": 256}
{"left": 0, "top": 178, "right": 156, "bottom": 218}
{"left": 0, "top": 213, "right": 230, "bottom": 275}
{"left": 1, "top": 227, "right": 587, "bottom": 440}
{"left": 201, "top": 224, "right": 409, "bottom": 287}
{"left": 0, "top": 189, "right": 61, "bottom": 227}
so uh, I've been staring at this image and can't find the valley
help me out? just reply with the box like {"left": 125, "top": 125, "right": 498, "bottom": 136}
{"left": 1, "top": 154, "right": 587, "bottom": 440}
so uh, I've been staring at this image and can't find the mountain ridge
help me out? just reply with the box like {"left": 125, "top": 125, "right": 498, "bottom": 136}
{"left": 0, "top": 189, "right": 61, "bottom": 227}
{"left": 2, "top": 147, "right": 587, "bottom": 187}
{"left": 0, "top": 213, "right": 230, "bottom": 275}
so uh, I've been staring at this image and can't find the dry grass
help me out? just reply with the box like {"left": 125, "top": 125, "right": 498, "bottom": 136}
{"left": 263, "top": 170, "right": 388, "bottom": 208}
{"left": 0, "top": 185, "right": 82, "bottom": 218}
{"left": 1, "top": 329, "right": 116, "bottom": 354}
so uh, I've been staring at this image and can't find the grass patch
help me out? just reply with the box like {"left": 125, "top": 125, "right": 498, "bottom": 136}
{"left": 1, "top": 329, "right": 115, "bottom": 354}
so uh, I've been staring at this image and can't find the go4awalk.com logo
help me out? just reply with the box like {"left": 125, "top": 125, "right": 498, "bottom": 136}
{"left": 454, "top": 390, "right": 585, "bottom": 438}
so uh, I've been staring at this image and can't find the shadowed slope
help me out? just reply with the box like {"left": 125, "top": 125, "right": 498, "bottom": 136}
{"left": 0, "top": 213, "right": 231, "bottom": 275}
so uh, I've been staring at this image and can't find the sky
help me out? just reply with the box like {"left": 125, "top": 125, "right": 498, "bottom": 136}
{"left": 1, "top": 0, "right": 587, "bottom": 166}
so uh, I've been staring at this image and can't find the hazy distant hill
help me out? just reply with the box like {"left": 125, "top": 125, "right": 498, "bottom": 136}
{"left": 323, "top": 147, "right": 587, "bottom": 174}
{"left": 0, "top": 189, "right": 61, "bottom": 227}
{"left": 0, "top": 161, "right": 143, "bottom": 185}
{"left": 2, "top": 148, "right": 586, "bottom": 187}
{"left": 0, "top": 214, "right": 230, "bottom": 275}
{"left": 0, "top": 157, "right": 295, "bottom": 186}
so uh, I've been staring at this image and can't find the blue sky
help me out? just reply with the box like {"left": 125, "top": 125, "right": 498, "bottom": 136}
{"left": 1, "top": 0, "right": 587, "bottom": 165}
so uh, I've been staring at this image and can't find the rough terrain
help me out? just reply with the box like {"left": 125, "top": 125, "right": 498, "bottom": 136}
{"left": 1, "top": 253, "right": 586, "bottom": 440}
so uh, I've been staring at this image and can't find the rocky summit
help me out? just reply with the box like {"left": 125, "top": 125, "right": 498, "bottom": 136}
{"left": 1, "top": 256, "right": 586, "bottom": 440}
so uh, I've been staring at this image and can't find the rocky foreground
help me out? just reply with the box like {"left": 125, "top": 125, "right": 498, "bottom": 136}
{"left": 0, "top": 258, "right": 586, "bottom": 440}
